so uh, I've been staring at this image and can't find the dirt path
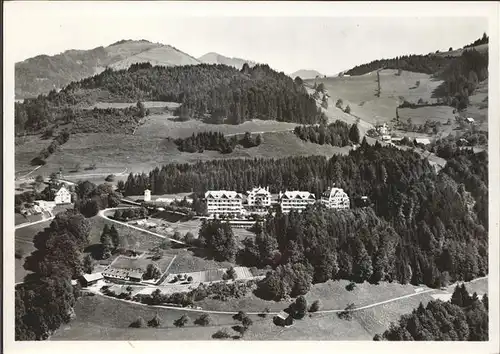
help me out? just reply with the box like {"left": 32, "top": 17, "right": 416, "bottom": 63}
{"left": 15, "top": 209, "right": 54, "bottom": 230}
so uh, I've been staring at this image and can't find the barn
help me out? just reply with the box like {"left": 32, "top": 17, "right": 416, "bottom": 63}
{"left": 273, "top": 311, "right": 293, "bottom": 327}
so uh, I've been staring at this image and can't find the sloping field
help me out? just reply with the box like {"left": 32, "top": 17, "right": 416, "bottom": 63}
{"left": 398, "top": 105, "right": 456, "bottom": 125}
{"left": 135, "top": 115, "right": 299, "bottom": 138}
{"left": 15, "top": 221, "right": 51, "bottom": 282}
{"left": 82, "top": 101, "right": 180, "bottom": 110}
{"left": 16, "top": 130, "right": 349, "bottom": 177}
{"left": 109, "top": 45, "right": 201, "bottom": 70}
{"left": 307, "top": 70, "right": 444, "bottom": 128}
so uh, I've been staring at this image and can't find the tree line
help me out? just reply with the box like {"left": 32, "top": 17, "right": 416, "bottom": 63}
{"left": 375, "top": 284, "right": 488, "bottom": 341}
{"left": 293, "top": 121, "right": 360, "bottom": 147}
{"left": 174, "top": 131, "right": 262, "bottom": 154}
{"left": 31, "top": 130, "right": 70, "bottom": 165}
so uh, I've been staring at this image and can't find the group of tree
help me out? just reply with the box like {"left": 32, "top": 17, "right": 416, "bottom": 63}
{"left": 174, "top": 131, "right": 262, "bottom": 154}
{"left": 112, "top": 207, "right": 149, "bottom": 221}
{"left": 463, "top": 32, "right": 489, "bottom": 49}
{"left": 232, "top": 311, "right": 253, "bottom": 337}
{"left": 15, "top": 99, "right": 147, "bottom": 135}
{"left": 31, "top": 130, "right": 70, "bottom": 165}
{"left": 293, "top": 121, "right": 359, "bottom": 147}
{"left": 74, "top": 180, "right": 122, "bottom": 217}
{"left": 99, "top": 224, "right": 120, "bottom": 259}
{"left": 375, "top": 284, "right": 488, "bottom": 341}
{"left": 16, "top": 210, "right": 92, "bottom": 340}
{"left": 198, "top": 219, "right": 237, "bottom": 262}
{"left": 16, "top": 63, "right": 327, "bottom": 131}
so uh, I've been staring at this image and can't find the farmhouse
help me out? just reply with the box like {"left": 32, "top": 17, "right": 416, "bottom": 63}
{"left": 273, "top": 311, "right": 293, "bottom": 327}
{"left": 54, "top": 186, "right": 71, "bottom": 204}
{"left": 278, "top": 191, "right": 315, "bottom": 213}
{"left": 80, "top": 272, "right": 104, "bottom": 287}
{"left": 466, "top": 117, "right": 475, "bottom": 124}
{"left": 205, "top": 190, "right": 244, "bottom": 218}
{"left": 376, "top": 123, "right": 389, "bottom": 136}
{"left": 321, "top": 186, "right": 350, "bottom": 209}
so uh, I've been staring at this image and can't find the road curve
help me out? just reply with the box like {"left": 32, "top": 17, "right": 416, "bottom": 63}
{"left": 98, "top": 207, "right": 187, "bottom": 245}
{"left": 90, "top": 275, "right": 488, "bottom": 316}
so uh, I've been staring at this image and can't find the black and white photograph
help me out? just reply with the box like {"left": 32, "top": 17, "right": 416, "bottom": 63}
{"left": 3, "top": 1, "right": 499, "bottom": 353}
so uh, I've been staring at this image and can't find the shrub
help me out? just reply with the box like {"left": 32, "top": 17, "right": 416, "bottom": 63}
{"left": 129, "top": 317, "right": 146, "bottom": 328}
{"left": 337, "top": 303, "right": 355, "bottom": 321}
{"left": 233, "top": 311, "right": 247, "bottom": 322}
{"left": 148, "top": 314, "right": 161, "bottom": 328}
{"left": 344, "top": 105, "right": 351, "bottom": 114}
{"left": 15, "top": 249, "right": 24, "bottom": 259}
{"left": 194, "top": 314, "right": 211, "bottom": 326}
{"left": 346, "top": 282, "right": 357, "bottom": 291}
{"left": 212, "top": 329, "right": 231, "bottom": 339}
{"left": 105, "top": 174, "right": 115, "bottom": 182}
{"left": 309, "top": 300, "right": 321, "bottom": 312}
{"left": 174, "top": 314, "right": 189, "bottom": 327}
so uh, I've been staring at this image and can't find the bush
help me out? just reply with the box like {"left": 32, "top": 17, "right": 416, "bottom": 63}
{"left": 105, "top": 174, "right": 115, "bottom": 182}
{"left": 174, "top": 314, "right": 189, "bottom": 327}
{"left": 129, "top": 317, "right": 146, "bottom": 328}
{"left": 344, "top": 105, "right": 351, "bottom": 114}
{"left": 194, "top": 314, "right": 211, "bottom": 326}
{"left": 15, "top": 249, "right": 24, "bottom": 259}
{"left": 212, "top": 329, "right": 231, "bottom": 339}
{"left": 337, "top": 303, "right": 355, "bottom": 321}
{"left": 309, "top": 300, "right": 321, "bottom": 312}
{"left": 346, "top": 282, "right": 357, "bottom": 291}
{"left": 148, "top": 314, "right": 161, "bottom": 328}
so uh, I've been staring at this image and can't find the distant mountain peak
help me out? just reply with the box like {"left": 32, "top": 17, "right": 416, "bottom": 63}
{"left": 198, "top": 52, "right": 257, "bottom": 70}
{"left": 290, "top": 69, "right": 324, "bottom": 80}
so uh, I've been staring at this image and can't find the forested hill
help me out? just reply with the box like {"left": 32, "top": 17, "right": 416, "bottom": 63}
{"left": 15, "top": 62, "right": 327, "bottom": 133}
{"left": 344, "top": 37, "right": 488, "bottom": 77}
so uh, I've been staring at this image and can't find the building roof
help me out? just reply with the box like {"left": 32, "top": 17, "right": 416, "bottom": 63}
{"left": 205, "top": 190, "right": 242, "bottom": 200}
{"left": 81, "top": 272, "right": 103, "bottom": 282}
{"left": 466, "top": 117, "right": 475, "bottom": 122}
{"left": 247, "top": 186, "right": 271, "bottom": 196}
{"left": 322, "top": 187, "right": 348, "bottom": 199}
{"left": 128, "top": 270, "right": 144, "bottom": 279}
{"left": 275, "top": 311, "right": 290, "bottom": 320}
{"left": 415, "top": 138, "right": 431, "bottom": 145}
{"left": 55, "top": 186, "right": 70, "bottom": 196}
{"left": 103, "top": 267, "right": 144, "bottom": 280}
{"left": 280, "top": 191, "right": 315, "bottom": 200}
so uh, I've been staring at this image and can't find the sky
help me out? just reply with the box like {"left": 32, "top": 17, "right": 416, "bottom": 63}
{"left": 5, "top": 2, "right": 489, "bottom": 75}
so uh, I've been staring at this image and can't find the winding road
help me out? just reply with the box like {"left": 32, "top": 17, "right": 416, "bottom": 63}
{"left": 88, "top": 275, "right": 488, "bottom": 316}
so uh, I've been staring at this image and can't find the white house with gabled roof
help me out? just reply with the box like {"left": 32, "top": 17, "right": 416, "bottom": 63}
{"left": 278, "top": 190, "right": 316, "bottom": 213}
{"left": 321, "top": 186, "right": 350, "bottom": 209}
{"left": 246, "top": 186, "right": 272, "bottom": 207}
{"left": 205, "top": 190, "right": 244, "bottom": 218}
{"left": 54, "top": 186, "right": 71, "bottom": 204}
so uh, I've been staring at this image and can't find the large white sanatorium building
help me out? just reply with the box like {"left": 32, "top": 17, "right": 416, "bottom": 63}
{"left": 246, "top": 187, "right": 272, "bottom": 207}
{"left": 278, "top": 191, "right": 316, "bottom": 213}
{"left": 205, "top": 190, "right": 243, "bottom": 217}
{"left": 320, "top": 186, "right": 350, "bottom": 209}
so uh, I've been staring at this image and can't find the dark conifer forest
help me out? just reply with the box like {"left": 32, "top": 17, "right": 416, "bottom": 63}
{"left": 15, "top": 63, "right": 326, "bottom": 134}
{"left": 122, "top": 143, "right": 487, "bottom": 298}
{"left": 375, "top": 284, "right": 488, "bottom": 341}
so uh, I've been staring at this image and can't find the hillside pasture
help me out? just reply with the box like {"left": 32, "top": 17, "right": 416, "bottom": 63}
{"left": 397, "top": 105, "right": 456, "bottom": 125}
{"left": 15, "top": 221, "right": 51, "bottom": 282}
{"left": 82, "top": 101, "right": 180, "bottom": 110}
{"left": 307, "top": 70, "right": 445, "bottom": 128}
{"left": 15, "top": 130, "right": 350, "bottom": 177}
{"left": 135, "top": 114, "right": 299, "bottom": 138}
